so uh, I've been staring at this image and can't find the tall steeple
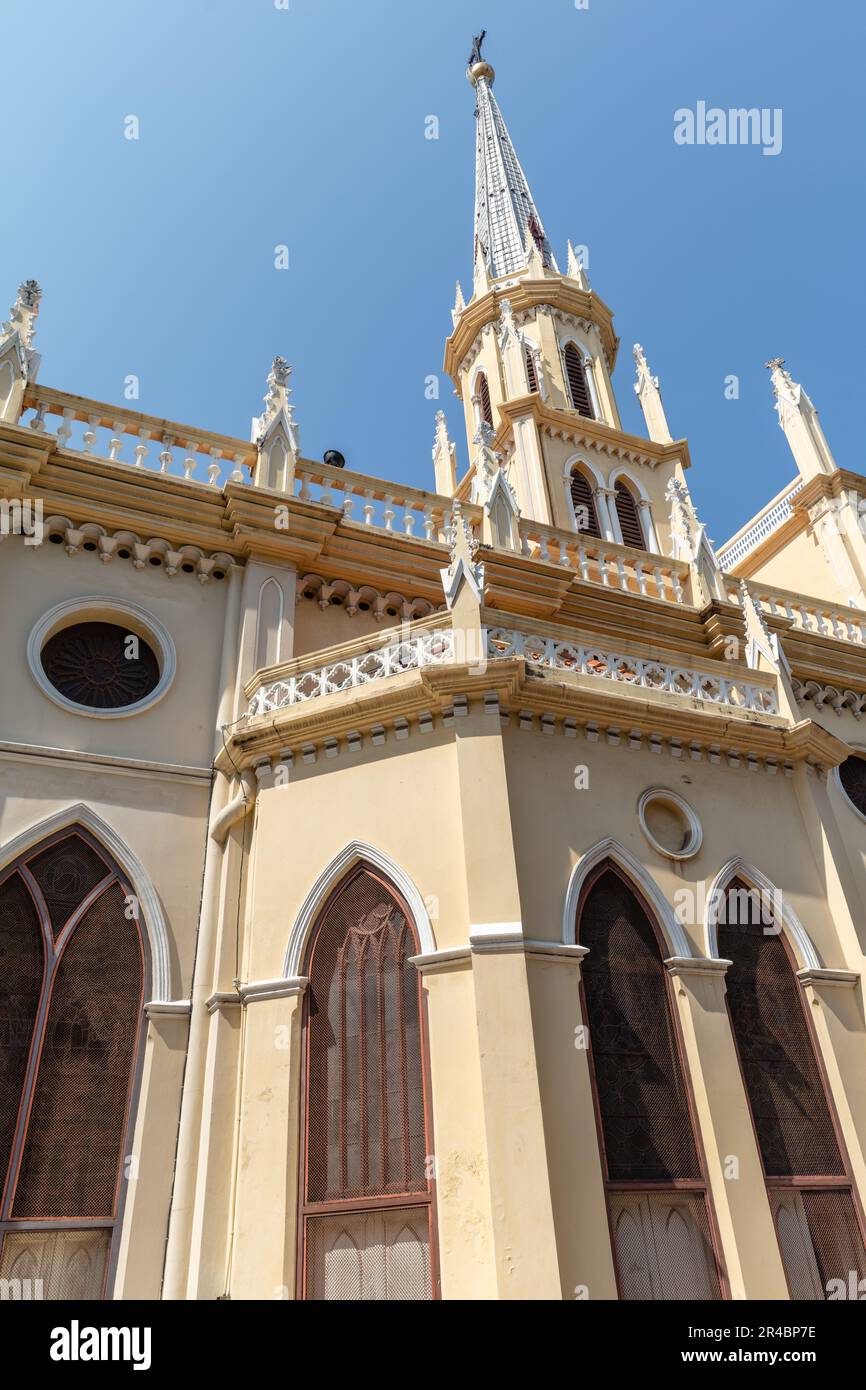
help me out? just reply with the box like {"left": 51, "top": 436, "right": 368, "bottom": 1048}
{"left": 468, "top": 32, "right": 557, "bottom": 282}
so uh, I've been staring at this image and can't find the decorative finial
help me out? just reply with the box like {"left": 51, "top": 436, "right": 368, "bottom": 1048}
{"left": 764, "top": 357, "right": 785, "bottom": 372}
{"left": 2, "top": 278, "right": 42, "bottom": 351}
{"left": 18, "top": 279, "right": 42, "bottom": 310}
{"left": 270, "top": 355, "right": 290, "bottom": 386}
{"left": 467, "top": 30, "right": 494, "bottom": 86}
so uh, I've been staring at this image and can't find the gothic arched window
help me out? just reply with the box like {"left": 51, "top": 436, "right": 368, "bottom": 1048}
{"left": 719, "top": 880, "right": 866, "bottom": 1299}
{"left": 299, "top": 865, "right": 434, "bottom": 1300}
{"left": 838, "top": 754, "right": 866, "bottom": 819}
{"left": 614, "top": 480, "right": 646, "bottom": 550}
{"left": 577, "top": 863, "right": 722, "bottom": 1300}
{"left": 0, "top": 828, "right": 145, "bottom": 1299}
{"left": 476, "top": 372, "right": 493, "bottom": 428}
{"left": 570, "top": 468, "right": 601, "bottom": 539}
{"left": 564, "top": 342, "right": 594, "bottom": 419}
{"left": 524, "top": 345, "right": 539, "bottom": 394}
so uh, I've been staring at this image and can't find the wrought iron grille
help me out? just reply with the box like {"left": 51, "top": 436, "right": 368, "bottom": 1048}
{"left": 0, "top": 828, "right": 145, "bottom": 1299}
{"left": 305, "top": 1207, "right": 431, "bottom": 1302}
{"left": 0, "top": 876, "right": 43, "bottom": 1203}
{"left": 579, "top": 868, "right": 700, "bottom": 1182}
{"left": 719, "top": 882, "right": 842, "bottom": 1178}
{"left": 27, "top": 834, "right": 110, "bottom": 939}
{"left": 770, "top": 1188, "right": 866, "bottom": 1300}
{"left": 610, "top": 1191, "right": 721, "bottom": 1301}
{"left": 40, "top": 621, "right": 159, "bottom": 710}
{"left": 578, "top": 864, "right": 721, "bottom": 1300}
{"left": 0, "top": 1228, "right": 110, "bottom": 1300}
{"left": 720, "top": 879, "right": 866, "bottom": 1299}
{"left": 301, "top": 865, "right": 432, "bottom": 1299}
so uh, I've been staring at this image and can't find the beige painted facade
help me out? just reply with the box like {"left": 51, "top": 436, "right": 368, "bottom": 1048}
{"left": 2, "top": 52, "right": 866, "bottom": 1303}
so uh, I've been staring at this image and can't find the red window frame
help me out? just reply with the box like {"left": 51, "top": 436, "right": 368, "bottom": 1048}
{"left": 0, "top": 826, "right": 146, "bottom": 1299}
{"left": 719, "top": 882, "right": 866, "bottom": 1299}
{"left": 296, "top": 864, "right": 439, "bottom": 1299}
{"left": 575, "top": 860, "right": 728, "bottom": 1299}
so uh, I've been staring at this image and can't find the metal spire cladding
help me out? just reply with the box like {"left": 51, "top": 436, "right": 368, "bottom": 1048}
{"left": 468, "top": 35, "right": 557, "bottom": 283}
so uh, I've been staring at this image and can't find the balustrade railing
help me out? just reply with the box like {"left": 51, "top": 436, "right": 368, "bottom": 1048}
{"left": 519, "top": 519, "right": 691, "bottom": 605}
{"left": 245, "top": 614, "right": 779, "bottom": 719}
{"left": 248, "top": 619, "right": 456, "bottom": 715}
{"left": 20, "top": 385, "right": 254, "bottom": 486}
{"left": 729, "top": 581, "right": 866, "bottom": 647}
{"left": 291, "top": 459, "right": 477, "bottom": 541}
{"left": 486, "top": 627, "right": 779, "bottom": 714}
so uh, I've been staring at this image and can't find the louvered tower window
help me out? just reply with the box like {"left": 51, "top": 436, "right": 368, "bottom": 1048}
{"left": 577, "top": 864, "right": 723, "bottom": 1300}
{"left": 719, "top": 881, "right": 866, "bottom": 1299}
{"left": 0, "top": 829, "right": 145, "bottom": 1299}
{"left": 477, "top": 372, "right": 493, "bottom": 428}
{"left": 570, "top": 469, "right": 601, "bottom": 539}
{"left": 614, "top": 481, "right": 646, "bottom": 550}
{"left": 300, "top": 865, "right": 435, "bottom": 1300}
{"left": 564, "top": 342, "right": 594, "bottom": 419}
{"left": 524, "top": 345, "right": 539, "bottom": 394}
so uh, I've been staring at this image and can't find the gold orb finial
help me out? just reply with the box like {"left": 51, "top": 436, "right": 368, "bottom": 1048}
{"left": 467, "top": 59, "right": 495, "bottom": 86}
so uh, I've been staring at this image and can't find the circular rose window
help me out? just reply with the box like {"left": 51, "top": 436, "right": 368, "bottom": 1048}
{"left": 41, "top": 622, "right": 160, "bottom": 710}
{"left": 28, "top": 597, "right": 176, "bottom": 717}
{"left": 837, "top": 754, "right": 866, "bottom": 820}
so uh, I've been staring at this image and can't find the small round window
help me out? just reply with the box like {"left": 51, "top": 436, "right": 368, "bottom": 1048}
{"left": 41, "top": 622, "right": 160, "bottom": 710}
{"left": 28, "top": 597, "right": 176, "bottom": 718}
{"left": 838, "top": 754, "right": 866, "bottom": 819}
{"left": 638, "top": 788, "right": 702, "bottom": 861}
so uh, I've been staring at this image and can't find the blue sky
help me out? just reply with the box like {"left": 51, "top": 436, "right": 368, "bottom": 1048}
{"left": 1, "top": 0, "right": 860, "bottom": 544}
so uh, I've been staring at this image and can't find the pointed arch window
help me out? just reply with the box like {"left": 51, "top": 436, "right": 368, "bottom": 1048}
{"left": 614, "top": 480, "right": 646, "bottom": 550}
{"left": 564, "top": 342, "right": 594, "bottom": 419}
{"left": 0, "top": 828, "right": 145, "bottom": 1299}
{"left": 524, "top": 345, "right": 539, "bottom": 394}
{"left": 576, "top": 863, "right": 723, "bottom": 1300}
{"left": 476, "top": 372, "right": 493, "bottom": 428}
{"left": 570, "top": 468, "right": 602, "bottom": 539}
{"left": 299, "top": 864, "right": 435, "bottom": 1300}
{"left": 719, "top": 880, "right": 866, "bottom": 1299}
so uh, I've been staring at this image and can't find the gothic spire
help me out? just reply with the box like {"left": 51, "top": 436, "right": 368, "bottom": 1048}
{"left": 468, "top": 36, "right": 557, "bottom": 283}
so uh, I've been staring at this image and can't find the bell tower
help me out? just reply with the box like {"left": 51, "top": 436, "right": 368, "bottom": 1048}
{"left": 442, "top": 36, "right": 694, "bottom": 568}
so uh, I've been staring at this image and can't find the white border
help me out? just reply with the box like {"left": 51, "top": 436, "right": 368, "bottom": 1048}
{"left": 27, "top": 596, "right": 177, "bottom": 719}
{"left": 562, "top": 836, "right": 694, "bottom": 959}
{"left": 0, "top": 802, "right": 174, "bottom": 1001}
{"left": 283, "top": 840, "right": 436, "bottom": 978}
{"left": 638, "top": 787, "right": 703, "bottom": 862}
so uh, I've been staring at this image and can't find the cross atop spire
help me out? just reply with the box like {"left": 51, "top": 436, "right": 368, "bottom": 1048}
{"left": 468, "top": 37, "right": 557, "bottom": 283}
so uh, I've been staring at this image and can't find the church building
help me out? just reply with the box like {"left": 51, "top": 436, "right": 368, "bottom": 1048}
{"left": 1, "top": 40, "right": 866, "bottom": 1301}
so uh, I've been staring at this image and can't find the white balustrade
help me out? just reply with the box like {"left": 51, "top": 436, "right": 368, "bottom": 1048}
{"left": 292, "top": 460, "right": 464, "bottom": 542}
{"left": 519, "top": 520, "right": 690, "bottom": 605}
{"left": 729, "top": 582, "right": 866, "bottom": 648}
{"left": 486, "top": 627, "right": 779, "bottom": 714}
{"left": 249, "top": 626, "right": 457, "bottom": 716}
{"left": 20, "top": 388, "right": 254, "bottom": 487}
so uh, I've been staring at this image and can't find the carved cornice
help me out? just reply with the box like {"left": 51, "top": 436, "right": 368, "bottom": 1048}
{"left": 444, "top": 280, "right": 619, "bottom": 386}
{"left": 490, "top": 397, "right": 691, "bottom": 474}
